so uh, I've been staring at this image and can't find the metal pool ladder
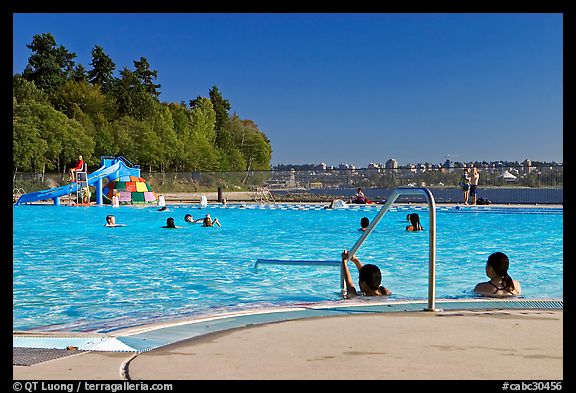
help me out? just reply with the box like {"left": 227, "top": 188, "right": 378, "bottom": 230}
{"left": 255, "top": 187, "right": 440, "bottom": 312}
{"left": 345, "top": 187, "right": 440, "bottom": 312}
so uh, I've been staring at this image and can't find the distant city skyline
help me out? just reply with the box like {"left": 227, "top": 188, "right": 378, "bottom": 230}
{"left": 12, "top": 13, "right": 563, "bottom": 166}
{"left": 273, "top": 156, "right": 562, "bottom": 170}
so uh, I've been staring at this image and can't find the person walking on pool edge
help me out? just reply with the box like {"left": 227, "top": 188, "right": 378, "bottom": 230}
{"left": 469, "top": 167, "right": 480, "bottom": 205}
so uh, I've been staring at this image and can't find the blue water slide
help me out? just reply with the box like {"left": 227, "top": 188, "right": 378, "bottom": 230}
{"left": 15, "top": 158, "right": 141, "bottom": 206}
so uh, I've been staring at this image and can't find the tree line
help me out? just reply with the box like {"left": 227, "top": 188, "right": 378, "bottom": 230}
{"left": 13, "top": 33, "right": 272, "bottom": 178}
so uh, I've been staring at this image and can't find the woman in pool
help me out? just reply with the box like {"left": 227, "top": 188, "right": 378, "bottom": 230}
{"left": 474, "top": 252, "right": 521, "bottom": 297}
{"left": 406, "top": 213, "right": 424, "bottom": 231}
{"left": 202, "top": 214, "right": 221, "bottom": 227}
{"left": 162, "top": 217, "right": 181, "bottom": 229}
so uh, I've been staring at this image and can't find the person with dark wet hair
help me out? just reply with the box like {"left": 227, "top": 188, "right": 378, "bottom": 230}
{"left": 359, "top": 217, "right": 370, "bottom": 231}
{"left": 162, "top": 217, "right": 181, "bottom": 229}
{"left": 340, "top": 250, "right": 391, "bottom": 298}
{"left": 406, "top": 213, "right": 424, "bottom": 232}
{"left": 474, "top": 252, "right": 521, "bottom": 297}
{"left": 184, "top": 214, "right": 202, "bottom": 223}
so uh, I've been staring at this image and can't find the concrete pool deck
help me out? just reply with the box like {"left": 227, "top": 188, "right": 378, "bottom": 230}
{"left": 13, "top": 300, "right": 564, "bottom": 380}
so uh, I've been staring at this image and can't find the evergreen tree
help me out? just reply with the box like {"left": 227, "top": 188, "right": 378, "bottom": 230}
{"left": 88, "top": 45, "right": 116, "bottom": 93}
{"left": 70, "top": 64, "right": 88, "bottom": 83}
{"left": 133, "top": 57, "right": 161, "bottom": 97}
{"left": 208, "top": 85, "right": 233, "bottom": 149}
{"left": 189, "top": 96, "right": 203, "bottom": 110}
{"left": 22, "top": 33, "right": 77, "bottom": 93}
{"left": 112, "top": 67, "right": 156, "bottom": 120}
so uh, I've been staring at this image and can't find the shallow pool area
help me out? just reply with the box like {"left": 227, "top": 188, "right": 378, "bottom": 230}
{"left": 13, "top": 203, "right": 563, "bottom": 332}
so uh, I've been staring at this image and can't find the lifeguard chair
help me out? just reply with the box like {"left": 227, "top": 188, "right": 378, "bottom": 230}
{"left": 70, "top": 163, "right": 90, "bottom": 205}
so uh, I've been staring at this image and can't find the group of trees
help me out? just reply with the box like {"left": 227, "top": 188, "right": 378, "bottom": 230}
{"left": 13, "top": 33, "right": 272, "bottom": 178}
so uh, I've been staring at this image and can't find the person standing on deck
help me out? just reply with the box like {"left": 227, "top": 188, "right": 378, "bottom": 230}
{"left": 459, "top": 168, "right": 471, "bottom": 205}
{"left": 469, "top": 167, "right": 480, "bottom": 205}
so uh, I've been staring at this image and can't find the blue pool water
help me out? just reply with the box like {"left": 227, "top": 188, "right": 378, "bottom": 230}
{"left": 13, "top": 203, "right": 563, "bottom": 332}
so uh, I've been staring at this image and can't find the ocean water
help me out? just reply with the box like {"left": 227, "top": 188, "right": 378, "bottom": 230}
{"left": 13, "top": 203, "right": 563, "bottom": 332}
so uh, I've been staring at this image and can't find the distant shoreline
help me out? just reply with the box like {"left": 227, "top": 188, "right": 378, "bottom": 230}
{"left": 14, "top": 191, "right": 563, "bottom": 207}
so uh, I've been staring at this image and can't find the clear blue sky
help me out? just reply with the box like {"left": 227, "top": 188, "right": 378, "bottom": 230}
{"left": 13, "top": 13, "right": 563, "bottom": 167}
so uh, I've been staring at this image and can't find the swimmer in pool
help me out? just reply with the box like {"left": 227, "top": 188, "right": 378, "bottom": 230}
{"left": 341, "top": 250, "right": 391, "bottom": 298}
{"left": 474, "top": 252, "right": 521, "bottom": 297}
{"left": 162, "top": 217, "right": 182, "bottom": 229}
{"left": 104, "top": 214, "right": 126, "bottom": 227}
{"left": 184, "top": 214, "right": 203, "bottom": 223}
{"left": 359, "top": 217, "right": 370, "bottom": 231}
{"left": 202, "top": 214, "right": 221, "bottom": 227}
{"left": 406, "top": 213, "right": 424, "bottom": 232}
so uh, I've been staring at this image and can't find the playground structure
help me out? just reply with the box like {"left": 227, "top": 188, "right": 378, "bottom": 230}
{"left": 14, "top": 156, "right": 157, "bottom": 206}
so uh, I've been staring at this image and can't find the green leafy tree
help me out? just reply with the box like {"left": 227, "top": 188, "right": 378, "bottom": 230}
{"left": 110, "top": 116, "right": 141, "bottom": 163}
{"left": 52, "top": 80, "right": 108, "bottom": 119}
{"left": 92, "top": 113, "right": 118, "bottom": 158}
{"left": 189, "top": 97, "right": 219, "bottom": 170}
{"left": 13, "top": 103, "right": 49, "bottom": 175}
{"left": 22, "top": 33, "right": 77, "bottom": 93}
{"left": 142, "top": 103, "right": 180, "bottom": 172}
{"left": 228, "top": 115, "right": 272, "bottom": 171}
{"left": 13, "top": 101, "right": 94, "bottom": 175}
{"left": 240, "top": 128, "right": 272, "bottom": 171}
{"left": 166, "top": 103, "right": 191, "bottom": 170}
{"left": 13, "top": 75, "right": 50, "bottom": 104}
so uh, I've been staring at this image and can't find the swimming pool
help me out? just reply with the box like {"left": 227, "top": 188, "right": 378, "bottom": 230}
{"left": 12, "top": 203, "right": 563, "bottom": 333}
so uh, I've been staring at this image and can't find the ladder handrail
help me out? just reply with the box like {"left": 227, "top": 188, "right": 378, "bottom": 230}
{"left": 343, "top": 187, "right": 439, "bottom": 311}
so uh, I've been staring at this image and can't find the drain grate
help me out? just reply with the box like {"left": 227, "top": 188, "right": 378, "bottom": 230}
{"left": 13, "top": 347, "right": 86, "bottom": 366}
